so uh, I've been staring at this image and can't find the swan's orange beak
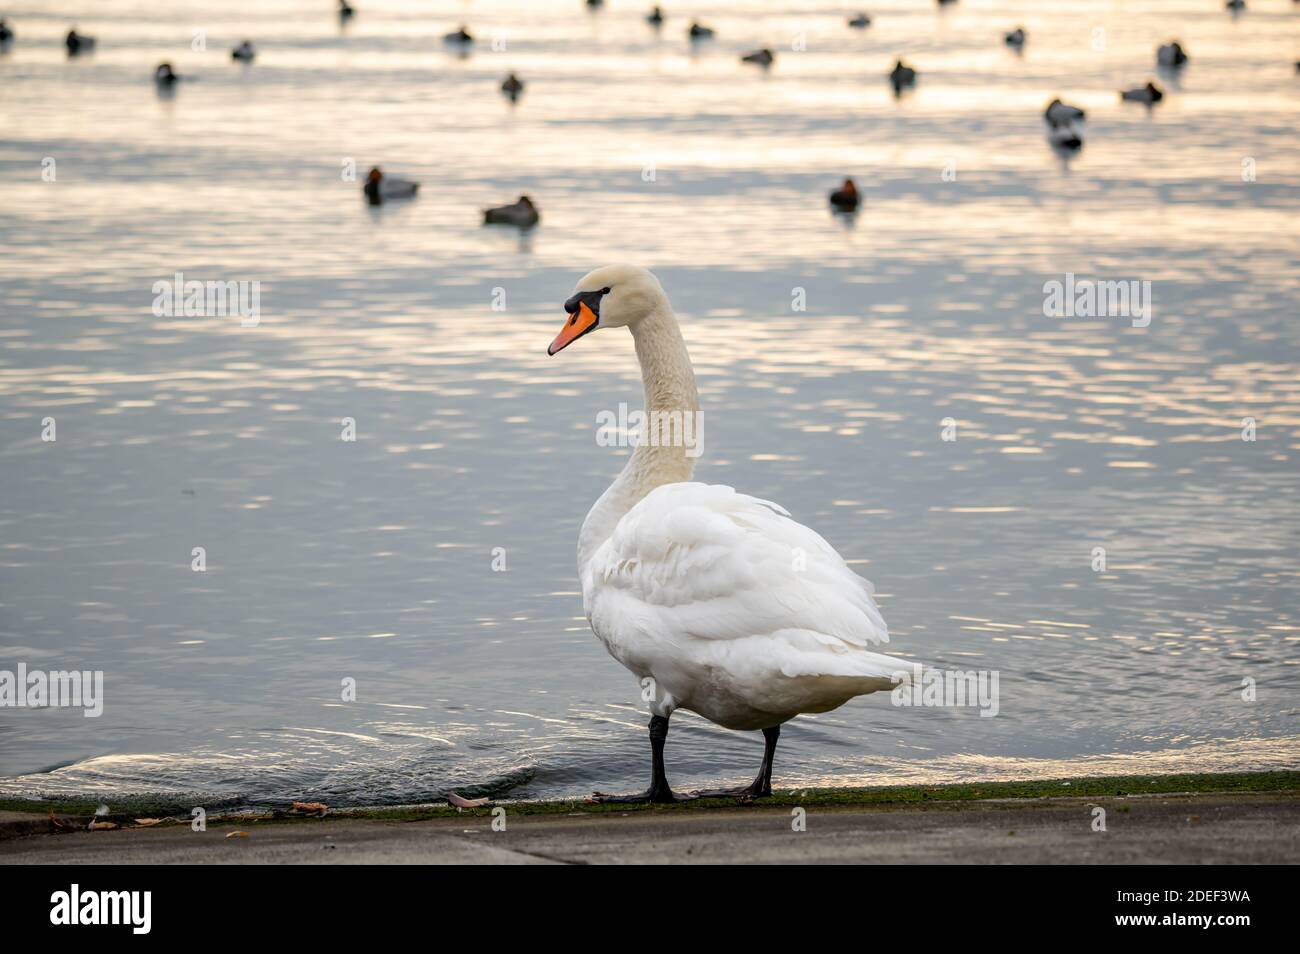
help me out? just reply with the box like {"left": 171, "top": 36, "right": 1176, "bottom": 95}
{"left": 548, "top": 301, "right": 599, "bottom": 355}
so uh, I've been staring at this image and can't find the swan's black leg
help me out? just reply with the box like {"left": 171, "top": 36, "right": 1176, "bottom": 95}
{"left": 693, "top": 724, "right": 781, "bottom": 799}
{"left": 591, "top": 714, "right": 695, "bottom": 804}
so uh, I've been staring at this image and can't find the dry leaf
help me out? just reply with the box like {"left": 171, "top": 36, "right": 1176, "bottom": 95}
{"left": 48, "top": 810, "right": 74, "bottom": 832}
{"left": 447, "top": 791, "right": 491, "bottom": 809}
{"left": 226, "top": 830, "right": 249, "bottom": 839}
{"left": 88, "top": 820, "right": 119, "bottom": 831}
{"left": 133, "top": 818, "right": 162, "bottom": 827}
{"left": 290, "top": 801, "right": 328, "bottom": 815}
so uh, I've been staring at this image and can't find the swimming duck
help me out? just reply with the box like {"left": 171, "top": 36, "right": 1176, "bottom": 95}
{"left": 1225, "top": 0, "right": 1244, "bottom": 9}
{"left": 443, "top": 26, "right": 473, "bottom": 45}
{"left": 483, "top": 195, "right": 539, "bottom": 227}
{"left": 339, "top": 0, "right": 354, "bottom": 18}
{"left": 363, "top": 167, "right": 419, "bottom": 204}
{"left": 848, "top": 13, "right": 871, "bottom": 28}
{"left": 647, "top": 6, "right": 664, "bottom": 26}
{"left": 1120, "top": 81, "right": 1164, "bottom": 103}
{"left": 829, "top": 178, "right": 860, "bottom": 212}
{"left": 501, "top": 72, "right": 524, "bottom": 101}
{"left": 889, "top": 60, "right": 917, "bottom": 90}
{"left": 231, "top": 40, "right": 255, "bottom": 62}
{"left": 65, "top": 29, "right": 95, "bottom": 55}
{"left": 0, "top": 19, "right": 13, "bottom": 44}
{"left": 741, "top": 48, "right": 774, "bottom": 67}
{"left": 1156, "top": 42, "right": 1188, "bottom": 67}
{"left": 688, "top": 22, "right": 714, "bottom": 40}
{"left": 154, "top": 62, "right": 179, "bottom": 86}
{"left": 1005, "top": 28, "right": 1025, "bottom": 48}
{"left": 1044, "top": 98, "right": 1085, "bottom": 125}
{"left": 547, "top": 266, "right": 909, "bottom": 803}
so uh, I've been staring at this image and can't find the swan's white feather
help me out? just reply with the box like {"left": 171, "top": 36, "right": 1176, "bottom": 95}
{"left": 583, "top": 481, "right": 901, "bottom": 730}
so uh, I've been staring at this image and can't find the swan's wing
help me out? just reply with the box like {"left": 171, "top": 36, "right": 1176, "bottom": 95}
{"left": 585, "top": 483, "right": 891, "bottom": 682}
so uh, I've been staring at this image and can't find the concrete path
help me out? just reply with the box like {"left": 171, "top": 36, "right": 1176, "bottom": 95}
{"left": 3, "top": 793, "right": 1296, "bottom": 864}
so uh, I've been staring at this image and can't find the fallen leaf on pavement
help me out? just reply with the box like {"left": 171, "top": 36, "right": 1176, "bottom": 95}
{"left": 447, "top": 792, "right": 491, "bottom": 809}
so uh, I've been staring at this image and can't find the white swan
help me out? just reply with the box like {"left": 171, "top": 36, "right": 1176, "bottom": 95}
{"left": 548, "top": 265, "right": 906, "bottom": 802}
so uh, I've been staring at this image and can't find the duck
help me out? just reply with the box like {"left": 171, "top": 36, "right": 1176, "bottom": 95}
{"left": 443, "top": 26, "right": 473, "bottom": 45}
{"left": 501, "top": 72, "right": 524, "bottom": 101}
{"left": 889, "top": 60, "right": 917, "bottom": 90}
{"left": 1225, "top": 0, "right": 1244, "bottom": 9}
{"left": 154, "top": 62, "right": 180, "bottom": 86}
{"left": 546, "top": 266, "right": 907, "bottom": 803}
{"left": 1120, "top": 81, "right": 1164, "bottom": 103}
{"left": 1044, "top": 98, "right": 1085, "bottom": 125}
{"left": 231, "top": 40, "right": 255, "bottom": 62}
{"left": 829, "top": 178, "right": 860, "bottom": 212}
{"left": 1005, "top": 27, "right": 1025, "bottom": 48}
{"left": 339, "top": 0, "right": 354, "bottom": 19}
{"left": 741, "top": 48, "right": 774, "bottom": 68}
{"left": 647, "top": 6, "right": 664, "bottom": 27}
{"left": 483, "top": 195, "right": 539, "bottom": 227}
{"left": 363, "top": 167, "right": 419, "bottom": 204}
{"left": 1157, "top": 42, "right": 1188, "bottom": 67}
{"left": 688, "top": 21, "right": 714, "bottom": 40}
{"left": 65, "top": 29, "right": 95, "bottom": 55}
{"left": 0, "top": 19, "right": 14, "bottom": 45}
{"left": 848, "top": 13, "right": 871, "bottom": 28}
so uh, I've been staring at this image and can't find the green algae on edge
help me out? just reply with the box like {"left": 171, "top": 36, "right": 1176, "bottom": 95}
{"left": 7, "top": 770, "right": 1294, "bottom": 825}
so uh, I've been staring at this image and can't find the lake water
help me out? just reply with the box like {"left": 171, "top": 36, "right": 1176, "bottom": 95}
{"left": 1, "top": 0, "right": 1297, "bottom": 809}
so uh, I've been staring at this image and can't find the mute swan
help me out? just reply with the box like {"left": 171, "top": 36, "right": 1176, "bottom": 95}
{"left": 1120, "top": 81, "right": 1164, "bottom": 103}
{"left": 363, "top": 167, "right": 418, "bottom": 204}
{"left": 65, "top": 29, "right": 94, "bottom": 55}
{"left": 1157, "top": 42, "right": 1188, "bottom": 67}
{"left": 483, "top": 195, "right": 539, "bottom": 227}
{"left": 1044, "top": 98, "right": 1085, "bottom": 124}
{"left": 231, "top": 40, "right": 255, "bottom": 62}
{"left": 829, "top": 178, "right": 860, "bottom": 211}
{"left": 741, "top": 48, "right": 774, "bottom": 67}
{"left": 548, "top": 265, "right": 906, "bottom": 803}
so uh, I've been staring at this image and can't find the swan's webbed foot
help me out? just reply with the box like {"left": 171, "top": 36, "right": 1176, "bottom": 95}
{"left": 691, "top": 778, "right": 772, "bottom": 800}
{"left": 692, "top": 725, "right": 782, "bottom": 801}
{"left": 589, "top": 786, "right": 696, "bottom": 805}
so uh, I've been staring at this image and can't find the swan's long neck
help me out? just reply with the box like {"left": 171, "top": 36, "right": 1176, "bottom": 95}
{"left": 578, "top": 304, "right": 700, "bottom": 570}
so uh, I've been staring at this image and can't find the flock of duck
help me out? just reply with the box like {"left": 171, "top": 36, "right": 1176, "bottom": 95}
{"left": 3, "top": 1, "right": 1295, "bottom": 225}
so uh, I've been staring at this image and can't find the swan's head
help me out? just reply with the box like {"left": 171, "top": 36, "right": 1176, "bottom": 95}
{"left": 548, "top": 265, "right": 666, "bottom": 356}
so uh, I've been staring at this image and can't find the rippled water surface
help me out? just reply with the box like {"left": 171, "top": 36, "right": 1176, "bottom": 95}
{"left": 1, "top": 0, "right": 1298, "bottom": 806}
